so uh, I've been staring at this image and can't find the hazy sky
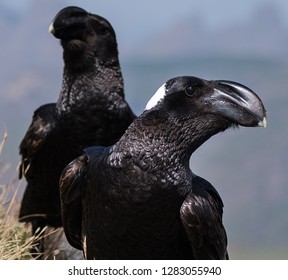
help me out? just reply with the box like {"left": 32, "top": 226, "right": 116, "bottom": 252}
{"left": 1, "top": 0, "right": 287, "bottom": 61}
{"left": 2, "top": 0, "right": 288, "bottom": 23}
{"left": 2, "top": 0, "right": 288, "bottom": 51}
{"left": 2, "top": 0, "right": 288, "bottom": 29}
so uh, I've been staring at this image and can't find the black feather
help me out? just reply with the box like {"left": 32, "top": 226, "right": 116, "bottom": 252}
{"left": 60, "top": 75, "right": 266, "bottom": 259}
{"left": 19, "top": 6, "right": 135, "bottom": 246}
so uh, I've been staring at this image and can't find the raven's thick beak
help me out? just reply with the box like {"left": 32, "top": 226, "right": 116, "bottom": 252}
{"left": 209, "top": 80, "right": 267, "bottom": 127}
{"left": 49, "top": 6, "right": 88, "bottom": 40}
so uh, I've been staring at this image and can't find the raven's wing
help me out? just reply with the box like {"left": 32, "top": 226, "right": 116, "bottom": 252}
{"left": 19, "top": 103, "right": 58, "bottom": 224}
{"left": 59, "top": 146, "right": 107, "bottom": 251}
{"left": 59, "top": 153, "right": 88, "bottom": 250}
{"left": 19, "top": 103, "right": 56, "bottom": 179}
{"left": 180, "top": 174, "right": 228, "bottom": 260}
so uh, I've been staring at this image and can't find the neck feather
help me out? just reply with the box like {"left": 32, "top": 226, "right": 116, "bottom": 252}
{"left": 56, "top": 58, "right": 124, "bottom": 115}
{"left": 114, "top": 111, "right": 232, "bottom": 165}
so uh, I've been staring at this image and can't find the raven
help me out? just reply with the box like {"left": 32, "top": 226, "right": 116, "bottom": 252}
{"left": 18, "top": 6, "right": 135, "bottom": 258}
{"left": 60, "top": 76, "right": 266, "bottom": 259}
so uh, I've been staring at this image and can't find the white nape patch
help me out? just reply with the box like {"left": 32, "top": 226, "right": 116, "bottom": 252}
{"left": 145, "top": 83, "right": 167, "bottom": 111}
{"left": 48, "top": 22, "right": 55, "bottom": 34}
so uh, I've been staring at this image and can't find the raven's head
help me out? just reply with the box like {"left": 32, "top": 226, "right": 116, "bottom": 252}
{"left": 49, "top": 6, "right": 119, "bottom": 69}
{"left": 143, "top": 76, "right": 266, "bottom": 153}
{"left": 145, "top": 76, "right": 266, "bottom": 128}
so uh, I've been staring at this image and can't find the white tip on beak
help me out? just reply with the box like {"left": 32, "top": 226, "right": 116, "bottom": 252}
{"left": 258, "top": 117, "right": 267, "bottom": 128}
{"left": 48, "top": 22, "right": 55, "bottom": 34}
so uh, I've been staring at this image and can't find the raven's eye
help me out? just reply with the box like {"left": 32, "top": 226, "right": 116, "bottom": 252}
{"left": 91, "top": 21, "right": 110, "bottom": 36}
{"left": 97, "top": 26, "right": 109, "bottom": 36}
{"left": 185, "top": 86, "right": 195, "bottom": 97}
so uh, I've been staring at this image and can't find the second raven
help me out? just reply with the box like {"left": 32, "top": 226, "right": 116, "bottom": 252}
{"left": 18, "top": 6, "right": 135, "bottom": 257}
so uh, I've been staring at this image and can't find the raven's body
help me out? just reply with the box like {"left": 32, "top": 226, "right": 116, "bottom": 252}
{"left": 61, "top": 76, "right": 266, "bottom": 259}
{"left": 19, "top": 7, "right": 135, "bottom": 257}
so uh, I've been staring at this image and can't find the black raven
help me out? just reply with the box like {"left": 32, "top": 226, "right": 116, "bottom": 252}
{"left": 18, "top": 6, "right": 135, "bottom": 257}
{"left": 60, "top": 76, "right": 266, "bottom": 259}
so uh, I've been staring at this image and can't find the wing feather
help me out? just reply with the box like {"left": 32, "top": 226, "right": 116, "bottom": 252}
{"left": 59, "top": 154, "right": 88, "bottom": 250}
{"left": 180, "top": 175, "right": 228, "bottom": 259}
{"left": 59, "top": 146, "right": 108, "bottom": 251}
{"left": 19, "top": 103, "right": 56, "bottom": 178}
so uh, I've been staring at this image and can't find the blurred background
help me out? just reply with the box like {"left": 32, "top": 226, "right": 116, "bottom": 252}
{"left": 0, "top": 0, "right": 287, "bottom": 259}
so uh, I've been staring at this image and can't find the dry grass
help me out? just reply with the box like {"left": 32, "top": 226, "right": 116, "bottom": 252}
{"left": 0, "top": 131, "right": 39, "bottom": 260}
{"left": 0, "top": 197, "right": 38, "bottom": 260}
